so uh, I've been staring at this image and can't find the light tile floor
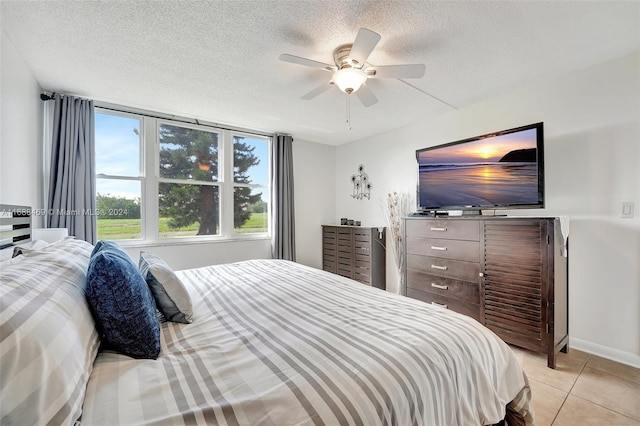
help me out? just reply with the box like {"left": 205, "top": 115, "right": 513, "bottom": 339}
{"left": 509, "top": 346, "right": 640, "bottom": 425}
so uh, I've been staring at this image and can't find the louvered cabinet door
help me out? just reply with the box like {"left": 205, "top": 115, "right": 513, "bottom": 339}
{"left": 322, "top": 226, "right": 338, "bottom": 273}
{"left": 483, "top": 219, "right": 546, "bottom": 349}
{"left": 336, "top": 228, "right": 355, "bottom": 278}
{"left": 353, "top": 228, "right": 372, "bottom": 284}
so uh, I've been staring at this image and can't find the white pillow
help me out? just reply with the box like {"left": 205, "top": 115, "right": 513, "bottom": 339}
{"left": 139, "top": 251, "right": 193, "bottom": 324}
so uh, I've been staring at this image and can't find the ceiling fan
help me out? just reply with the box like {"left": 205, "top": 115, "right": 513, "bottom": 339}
{"left": 279, "top": 28, "right": 426, "bottom": 107}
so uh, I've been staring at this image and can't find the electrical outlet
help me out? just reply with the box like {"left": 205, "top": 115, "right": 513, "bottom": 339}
{"left": 621, "top": 202, "right": 634, "bottom": 218}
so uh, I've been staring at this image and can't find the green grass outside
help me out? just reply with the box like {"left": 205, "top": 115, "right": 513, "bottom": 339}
{"left": 97, "top": 213, "right": 267, "bottom": 240}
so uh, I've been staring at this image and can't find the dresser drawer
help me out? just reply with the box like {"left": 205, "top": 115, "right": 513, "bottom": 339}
{"left": 407, "top": 254, "right": 480, "bottom": 282}
{"left": 406, "top": 271, "right": 479, "bottom": 304}
{"left": 405, "top": 219, "right": 480, "bottom": 241}
{"left": 405, "top": 237, "right": 480, "bottom": 262}
{"left": 407, "top": 288, "right": 480, "bottom": 322}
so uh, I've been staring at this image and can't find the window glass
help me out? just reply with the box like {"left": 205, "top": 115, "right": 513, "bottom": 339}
{"left": 234, "top": 187, "right": 268, "bottom": 234}
{"left": 96, "top": 179, "right": 142, "bottom": 240}
{"left": 95, "top": 114, "right": 141, "bottom": 177}
{"left": 158, "top": 183, "right": 220, "bottom": 237}
{"left": 233, "top": 136, "right": 269, "bottom": 235}
{"left": 233, "top": 136, "right": 268, "bottom": 185}
{"left": 159, "top": 124, "right": 219, "bottom": 181}
{"left": 95, "top": 111, "right": 143, "bottom": 241}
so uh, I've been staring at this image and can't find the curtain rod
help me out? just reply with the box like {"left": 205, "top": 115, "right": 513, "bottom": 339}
{"left": 40, "top": 92, "right": 274, "bottom": 139}
{"left": 96, "top": 103, "right": 272, "bottom": 139}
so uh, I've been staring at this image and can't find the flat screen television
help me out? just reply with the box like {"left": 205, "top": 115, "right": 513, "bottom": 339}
{"left": 416, "top": 122, "right": 544, "bottom": 214}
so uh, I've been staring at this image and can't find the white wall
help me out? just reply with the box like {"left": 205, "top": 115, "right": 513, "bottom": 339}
{"left": 1, "top": 30, "right": 44, "bottom": 225}
{"left": 293, "top": 138, "right": 336, "bottom": 269}
{"left": 335, "top": 52, "right": 640, "bottom": 367}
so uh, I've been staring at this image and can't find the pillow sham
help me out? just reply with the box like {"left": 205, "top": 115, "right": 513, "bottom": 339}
{"left": 139, "top": 251, "right": 193, "bottom": 324}
{"left": 0, "top": 238, "right": 100, "bottom": 426}
{"left": 11, "top": 238, "right": 50, "bottom": 257}
{"left": 86, "top": 241, "right": 161, "bottom": 359}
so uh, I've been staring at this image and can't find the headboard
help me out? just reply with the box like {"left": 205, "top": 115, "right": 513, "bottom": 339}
{"left": 0, "top": 205, "right": 32, "bottom": 250}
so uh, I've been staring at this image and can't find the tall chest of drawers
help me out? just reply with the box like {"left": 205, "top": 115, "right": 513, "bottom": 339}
{"left": 404, "top": 218, "right": 482, "bottom": 321}
{"left": 322, "top": 225, "right": 386, "bottom": 290}
{"left": 403, "top": 216, "right": 568, "bottom": 368}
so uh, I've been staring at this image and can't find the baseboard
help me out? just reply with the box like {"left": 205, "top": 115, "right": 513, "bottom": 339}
{"left": 570, "top": 337, "right": 640, "bottom": 368}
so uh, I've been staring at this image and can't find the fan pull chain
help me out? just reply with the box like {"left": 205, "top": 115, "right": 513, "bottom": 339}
{"left": 346, "top": 94, "right": 351, "bottom": 131}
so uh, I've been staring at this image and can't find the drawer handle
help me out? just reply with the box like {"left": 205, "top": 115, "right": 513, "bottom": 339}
{"left": 430, "top": 246, "right": 447, "bottom": 251}
{"left": 431, "top": 302, "right": 448, "bottom": 309}
{"left": 431, "top": 265, "right": 448, "bottom": 271}
{"left": 431, "top": 283, "right": 449, "bottom": 290}
{"left": 430, "top": 227, "right": 447, "bottom": 232}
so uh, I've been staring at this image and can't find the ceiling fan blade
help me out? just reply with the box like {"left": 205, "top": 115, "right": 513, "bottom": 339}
{"left": 349, "top": 28, "right": 381, "bottom": 66}
{"left": 279, "top": 54, "right": 336, "bottom": 71}
{"left": 355, "top": 83, "right": 378, "bottom": 107}
{"left": 301, "top": 82, "right": 333, "bottom": 100}
{"left": 367, "top": 64, "right": 426, "bottom": 79}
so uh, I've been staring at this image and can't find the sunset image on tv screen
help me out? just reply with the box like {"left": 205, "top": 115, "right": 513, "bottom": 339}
{"left": 418, "top": 128, "right": 539, "bottom": 209}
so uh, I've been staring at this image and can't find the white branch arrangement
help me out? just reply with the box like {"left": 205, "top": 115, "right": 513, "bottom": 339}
{"left": 383, "top": 191, "right": 413, "bottom": 277}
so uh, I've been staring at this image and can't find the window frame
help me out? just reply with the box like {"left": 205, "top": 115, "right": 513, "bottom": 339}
{"left": 94, "top": 107, "right": 272, "bottom": 246}
{"left": 95, "top": 109, "right": 146, "bottom": 241}
{"left": 230, "top": 131, "right": 271, "bottom": 236}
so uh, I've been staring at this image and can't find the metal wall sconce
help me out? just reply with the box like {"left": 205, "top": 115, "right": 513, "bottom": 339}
{"left": 350, "top": 164, "right": 371, "bottom": 200}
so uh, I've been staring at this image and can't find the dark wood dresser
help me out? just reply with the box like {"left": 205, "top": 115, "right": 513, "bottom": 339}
{"left": 403, "top": 216, "right": 568, "bottom": 368}
{"left": 322, "top": 225, "right": 386, "bottom": 290}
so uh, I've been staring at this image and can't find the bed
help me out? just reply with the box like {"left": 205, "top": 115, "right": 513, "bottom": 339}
{"left": 0, "top": 206, "right": 533, "bottom": 426}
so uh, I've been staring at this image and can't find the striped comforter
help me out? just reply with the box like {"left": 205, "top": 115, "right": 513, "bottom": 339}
{"left": 81, "top": 259, "right": 533, "bottom": 426}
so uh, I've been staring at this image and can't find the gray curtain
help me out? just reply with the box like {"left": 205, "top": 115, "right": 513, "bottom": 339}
{"left": 47, "top": 94, "right": 96, "bottom": 244}
{"left": 271, "top": 134, "right": 296, "bottom": 261}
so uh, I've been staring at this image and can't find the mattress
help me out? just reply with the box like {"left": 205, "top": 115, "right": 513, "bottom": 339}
{"left": 81, "top": 259, "right": 533, "bottom": 425}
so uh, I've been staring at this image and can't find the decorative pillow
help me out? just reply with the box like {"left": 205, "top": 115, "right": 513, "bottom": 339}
{"left": 0, "top": 238, "right": 100, "bottom": 426}
{"left": 86, "top": 241, "right": 161, "bottom": 359}
{"left": 139, "top": 251, "right": 193, "bottom": 324}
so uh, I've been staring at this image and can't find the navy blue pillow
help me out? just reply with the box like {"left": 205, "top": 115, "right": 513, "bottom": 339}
{"left": 86, "top": 241, "right": 160, "bottom": 359}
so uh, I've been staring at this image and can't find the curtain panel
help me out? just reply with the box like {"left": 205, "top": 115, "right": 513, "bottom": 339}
{"left": 47, "top": 94, "right": 96, "bottom": 244}
{"left": 271, "top": 134, "right": 295, "bottom": 261}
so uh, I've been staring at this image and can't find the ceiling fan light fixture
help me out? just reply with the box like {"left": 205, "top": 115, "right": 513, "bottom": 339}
{"left": 333, "top": 67, "right": 367, "bottom": 94}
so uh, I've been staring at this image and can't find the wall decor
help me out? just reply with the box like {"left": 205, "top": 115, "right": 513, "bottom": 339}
{"left": 350, "top": 164, "right": 372, "bottom": 200}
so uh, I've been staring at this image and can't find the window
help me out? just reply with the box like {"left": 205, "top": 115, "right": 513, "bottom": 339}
{"left": 94, "top": 108, "right": 271, "bottom": 243}
{"left": 233, "top": 136, "right": 269, "bottom": 235}
{"left": 95, "top": 112, "right": 143, "bottom": 240}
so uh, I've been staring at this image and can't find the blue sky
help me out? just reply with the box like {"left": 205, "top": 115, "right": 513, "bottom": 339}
{"left": 95, "top": 113, "right": 269, "bottom": 201}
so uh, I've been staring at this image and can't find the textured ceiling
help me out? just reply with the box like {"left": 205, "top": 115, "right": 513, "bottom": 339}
{"left": 1, "top": 1, "right": 639, "bottom": 145}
